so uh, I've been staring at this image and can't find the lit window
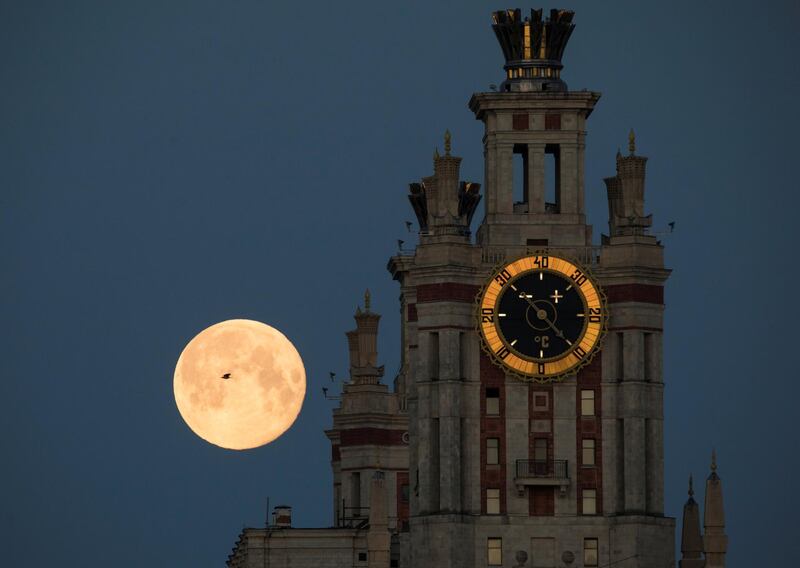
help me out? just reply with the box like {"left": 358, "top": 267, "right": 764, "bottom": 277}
{"left": 486, "top": 488, "right": 500, "bottom": 515}
{"left": 581, "top": 390, "right": 595, "bottom": 416}
{"left": 582, "top": 439, "right": 596, "bottom": 466}
{"left": 486, "top": 387, "right": 500, "bottom": 416}
{"left": 582, "top": 489, "right": 597, "bottom": 515}
{"left": 487, "top": 538, "right": 502, "bottom": 566}
{"left": 487, "top": 438, "right": 499, "bottom": 465}
{"left": 584, "top": 538, "right": 598, "bottom": 566}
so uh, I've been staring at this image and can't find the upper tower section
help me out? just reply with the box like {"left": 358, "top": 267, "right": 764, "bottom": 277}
{"left": 492, "top": 8, "right": 575, "bottom": 92}
{"left": 470, "top": 8, "right": 600, "bottom": 250}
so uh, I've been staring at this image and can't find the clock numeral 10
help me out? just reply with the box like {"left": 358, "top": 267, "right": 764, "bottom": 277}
{"left": 533, "top": 256, "right": 549, "bottom": 268}
{"left": 494, "top": 269, "right": 512, "bottom": 285}
{"left": 573, "top": 346, "right": 587, "bottom": 359}
{"left": 570, "top": 269, "right": 588, "bottom": 286}
{"left": 589, "top": 307, "right": 602, "bottom": 323}
{"left": 481, "top": 308, "right": 494, "bottom": 323}
{"left": 496, "top": 346, "right": 510, "bottom": 360}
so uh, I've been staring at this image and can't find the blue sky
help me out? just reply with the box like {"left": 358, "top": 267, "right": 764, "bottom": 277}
{"left": 1, "top": 1, "right": 797, "bottom": 566}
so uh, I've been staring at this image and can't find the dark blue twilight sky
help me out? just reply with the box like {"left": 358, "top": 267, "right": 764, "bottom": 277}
{"left": 1, "top": 1, "right": 798, "bottom": 566}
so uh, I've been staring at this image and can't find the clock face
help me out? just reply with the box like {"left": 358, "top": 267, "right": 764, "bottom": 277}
{"left": 478, "top": 254, "right": 606, "bottom": 381}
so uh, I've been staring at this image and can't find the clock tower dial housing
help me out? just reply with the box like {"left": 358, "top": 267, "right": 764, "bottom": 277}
{"left": 479, "top": 254, "right": 605, "bottom": 380}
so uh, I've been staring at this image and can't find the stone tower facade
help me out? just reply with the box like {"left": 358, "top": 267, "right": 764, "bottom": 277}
{"left": 325, "top": 292, "right": 409, "bottom": 535}
{"left": 388, "top": 8, "right": 674, "bottom": 568}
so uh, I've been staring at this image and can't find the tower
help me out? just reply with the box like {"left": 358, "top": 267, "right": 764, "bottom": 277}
{"left": 325, "top": 292, "right": 409, "bottom": 535}
{"left": 703, "top": 452, "right": 728, "bottom": 568}
{"left": 388, "top": 8, "right": 674, "bottom": 568}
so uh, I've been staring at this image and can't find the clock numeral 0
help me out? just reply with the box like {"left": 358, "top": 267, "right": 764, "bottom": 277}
{"left": 570, "top": 269, "right": 587, "bottom": 286}
{"left": 481, "top": 308, "right": 494, "bottom": 323}
{"left": 496, "top": 346, "right": 510, "bottom": 360}
{"left": 533, "top": 256, "right": 549, "bottom": 268}
{"left": 537, "top": 362, "right": 546, "bottom": 374}
{"left": 494, "top": 269, "right": 512, "bottom": 285}
{"left": 588, "top": 307, "right": 602, "bottom": 323}
{"left": 573, "top": 346, "right": 587, "bottom": 359}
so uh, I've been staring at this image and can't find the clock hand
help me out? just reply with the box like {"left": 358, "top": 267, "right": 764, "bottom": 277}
{"left": 517, "top": 290, "right": 568, "bottom": 341}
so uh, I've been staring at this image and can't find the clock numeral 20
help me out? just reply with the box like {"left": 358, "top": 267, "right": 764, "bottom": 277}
{"left": 570, "top": 269, "right": 588, "bottom": 286}
{"left": 494, "top": 269, "right": 512, "bottom": 285}
{"left": 481, "top": 308, "right": 494, "bottom": 323}
{"left": 589, "top": 307, "right": 602, "bottom": 323}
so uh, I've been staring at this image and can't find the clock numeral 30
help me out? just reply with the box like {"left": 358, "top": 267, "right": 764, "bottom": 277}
{"left": 570, "top": 269, "right": 588, "bottom": 286}
{"left": 494, "top": 269, "right": 512, "bottom": 285}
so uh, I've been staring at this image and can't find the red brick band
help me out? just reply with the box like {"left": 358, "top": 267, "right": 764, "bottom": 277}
{"left": 416, "top": 283, "right": 480, "bottom": 304}
{"left": 604, "top": 284, "right": 663, "bottom": 304}
{"left": 339, "top": 428, "right": 408, "bottom": 447}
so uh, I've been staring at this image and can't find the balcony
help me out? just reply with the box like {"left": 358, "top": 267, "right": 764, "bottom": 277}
{"left": 514, "top": 459, "right": 570, "bottom": 496}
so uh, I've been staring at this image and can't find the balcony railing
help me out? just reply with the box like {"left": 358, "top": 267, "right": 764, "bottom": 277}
{"left": 516, "top": 459, "right": 569, "bottom": 480}
{"left": 514, "top": 459, "right": 570, "bottom": 495}
{"left": 480, "top": 246, "right": 601, "bottom": 267}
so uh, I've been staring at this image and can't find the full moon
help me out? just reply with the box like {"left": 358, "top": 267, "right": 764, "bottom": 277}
{"left": 173, "top": 319, "right": 306, "bottom": 450}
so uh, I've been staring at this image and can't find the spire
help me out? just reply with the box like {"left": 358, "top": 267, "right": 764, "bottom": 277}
{"left": 703, "top": 451, "right": 728, "bottom": 568}
{"left": 346, "top": 292, "right": 384, "bottom": 385}
{"left": 679, "top": 474, "right": 704, "bottom": 568}
{"left": 407, "top": 131, "right": 481, "bottom": 240}
{"left": 603, "top": 130, "right": 652, "bottom": 237}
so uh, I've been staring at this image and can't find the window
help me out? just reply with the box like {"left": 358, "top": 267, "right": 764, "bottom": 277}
{"left": 581, "top": 390, "right": 596, "bottom": 416}
{"left": 400, "top": 484, "right": 410, "bottom": 503}
{"left": 358, "top": 552, "right": 368, "bottom": 562}
{"left": 487, "top": 538, "right": 502, "bottom": 566}
{"left": 486, "top": 438, "right": 500, "bottom": 465}
{"left": 486, "top": 387, "right": 500, "bottom": 416}
{"left": 583, "top": 538, "right": 599, "bottom": 566}
{"left": 429, "top": 332, "right": 439, "bottom": 380}
{"left": 486, "top": 488, "right": 500, "bottom": 514}
{"left": 582, "top": 489, "right": 597, "bottom": 515}
{"left": 582, "top": 439, "right": 596, "bottom": 466}
{"left": 351, "top": 472, "right": 361, "bottom": 511}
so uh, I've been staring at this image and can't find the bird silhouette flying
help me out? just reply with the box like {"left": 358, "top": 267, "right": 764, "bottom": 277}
{"left": 221, "top": 373, "right": 231, "bottom": 380}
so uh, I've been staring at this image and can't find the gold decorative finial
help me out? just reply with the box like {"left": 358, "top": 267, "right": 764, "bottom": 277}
{"left": 711, "top": 449, "right": 717, "bottom": 472}
{"left": 364, "top": 289, "right": 371, "bottom": 311}
{"left": 434, "top": 147, "right": 440, "bottom": 160}
{"left": 444, "top": 129, "right": 451, "bottom": 156}
{"left": 688, "top": 474, "right": 694, "bottom": 497}
{"left": 628, "top": 128, "right": 636, "bottom": 155}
